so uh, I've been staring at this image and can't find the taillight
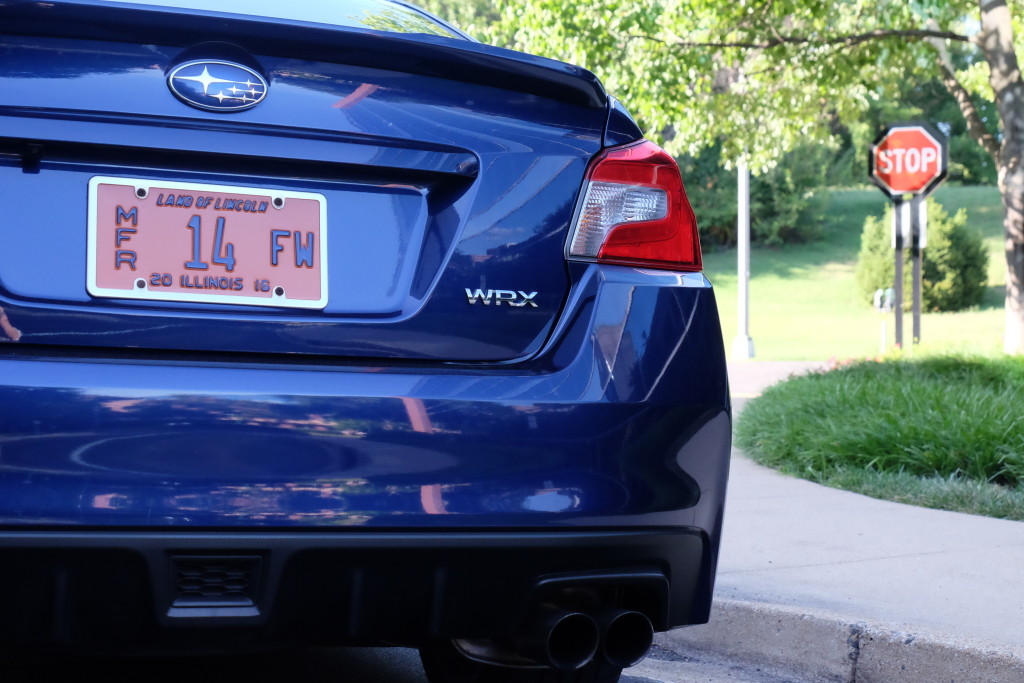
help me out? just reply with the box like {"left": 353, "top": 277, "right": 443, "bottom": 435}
{"left": 566, "top": 140, "right": 702, "bottom": 271}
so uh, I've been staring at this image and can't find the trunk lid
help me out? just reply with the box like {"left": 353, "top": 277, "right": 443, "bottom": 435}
{"left": 0, "top": 0, "right": 608, "bottom": 362}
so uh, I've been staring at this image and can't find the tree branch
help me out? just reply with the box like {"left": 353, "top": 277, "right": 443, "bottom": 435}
{"left": 926, "top": 23, "right": 1000, "bottom": 163}
{"left": 936, "top": 61, "right": 1001, "bottom": 162}
{"left": 667, "top": 28, "right": 974, "bottom": 50}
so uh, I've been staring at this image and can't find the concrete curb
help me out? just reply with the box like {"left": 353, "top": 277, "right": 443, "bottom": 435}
{"left": 657, "top": 599, "right": 1024, "bottom": 682}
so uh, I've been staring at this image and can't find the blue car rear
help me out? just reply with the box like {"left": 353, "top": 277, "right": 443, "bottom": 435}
{"left": 0, "top": 1, "right": 730, "bottom": 680}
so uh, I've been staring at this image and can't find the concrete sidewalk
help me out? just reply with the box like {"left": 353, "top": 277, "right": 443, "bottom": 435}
{"left": 658, "top": 361, "right": 1024, "bottom": 682}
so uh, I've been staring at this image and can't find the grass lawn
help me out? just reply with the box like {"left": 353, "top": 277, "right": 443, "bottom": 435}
{"left": 736, "top": 356, "right": 1024, "bottom": 520}
{"left": 705, "top": 184, "right": 1006, "bottom": 360}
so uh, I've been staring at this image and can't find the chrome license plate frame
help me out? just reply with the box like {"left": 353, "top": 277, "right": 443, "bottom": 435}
{"left": 87, "top": 177, "right": 328, "bottom": 309}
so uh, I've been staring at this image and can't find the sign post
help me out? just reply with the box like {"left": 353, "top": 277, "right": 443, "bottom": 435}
{"left": 869, "top": 122, "right": 947, "bottom": 347}
{"left": 873, "top": 287, "right": 895, "bottom": 354}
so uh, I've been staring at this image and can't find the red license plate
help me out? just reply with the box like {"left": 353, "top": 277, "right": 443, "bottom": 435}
{"left": 87, "top": 177, "right": 328, "bottom": 309}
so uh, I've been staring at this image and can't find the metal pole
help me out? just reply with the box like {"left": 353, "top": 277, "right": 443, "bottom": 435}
{"left": 731, "top": 158, "right": 755, "bottom": 359}
{"left": 911, "top": 195, "right": 923, "bottom": 345}
{"left": 893, "top": 199, "right": 904, "bottom": 349}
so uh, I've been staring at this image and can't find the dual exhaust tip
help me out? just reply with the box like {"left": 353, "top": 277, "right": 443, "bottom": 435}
{"left": 458, "top": 606, "right": 654, "bottom": 672}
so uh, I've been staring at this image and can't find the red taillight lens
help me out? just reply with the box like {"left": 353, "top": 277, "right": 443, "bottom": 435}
{"left": 567, "top": 140, "right": 702, "bottom": 271}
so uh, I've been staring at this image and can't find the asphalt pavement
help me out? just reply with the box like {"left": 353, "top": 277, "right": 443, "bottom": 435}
{"left": 657, "top": 361, "right": 1024, "bottom": 682}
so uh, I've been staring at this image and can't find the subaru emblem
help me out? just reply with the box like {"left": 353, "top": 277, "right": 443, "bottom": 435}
{"left": 167, "top": 60, "right": 267, "bottom": 112}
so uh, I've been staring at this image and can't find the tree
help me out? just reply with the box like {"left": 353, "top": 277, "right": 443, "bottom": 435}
{"left": 424, "top": 0, "right": 1024, "bottom": 354}
{"left": 831, "top": 63, "right": 999, "bottom": 186}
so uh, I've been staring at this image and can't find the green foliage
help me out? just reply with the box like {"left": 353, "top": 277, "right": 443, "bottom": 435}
{"left": 418, "top": 0, "right": 497, "bottom": 33}
{"left": 678, "top": 145, "right": 738, "bottom": 246}
{"left": 357, "top": 6, "right": 455, "bottom": 36}
{"left": 855, "top": 198, "right": 988, "bottom": 311}
{"left": 824, "top": 146, "right": 860, "bottom": 188}
{"left": 735, "top": 356, "right": 1024, "bottom": 518}
{"left": 923, "top": 203, "right": 991, "bottom": 310}
{"left": 855, "top": 209, "right": 895, "bottom": 302}
{"left": 704, "top": 186, "right": 1005, "bottom": 361}
{"left": 681, "top": 141, "right": 829, "bottom": 247}
{"left": 827, "top": 71, "right": 999, "bottom": 187}
{"left": 421, "top": 0, "right": 986, "bottom": 170}
{"left": 419, "top": 0, "right": 1002, "bottom": 223}
{"left": 949, "top": 132, "right": 998, "bottom": 185}
{"left": 421, "top": 0, "right": 997, "bottom": 242}
{"left": 750, "top": 142, "right": 831, "bottom": 246}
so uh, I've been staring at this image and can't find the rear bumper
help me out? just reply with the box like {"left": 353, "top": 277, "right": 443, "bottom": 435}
{"left": 0, "top": 266, "right": 730, "bottom": 531}
{"left": 0, "top": 265, "right": 730, "bottom": 650}
{"left": 0, "top": 528, "right": 710, "bottom": 649}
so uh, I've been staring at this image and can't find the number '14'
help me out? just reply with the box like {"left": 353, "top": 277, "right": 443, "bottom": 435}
{"left": 185, "top": 215, "right": 236, "bottom": 272}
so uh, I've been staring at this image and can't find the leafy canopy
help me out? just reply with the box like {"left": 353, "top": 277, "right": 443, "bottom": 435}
{"left": 424, "top": 0, "right": 1008, "bottom": 171}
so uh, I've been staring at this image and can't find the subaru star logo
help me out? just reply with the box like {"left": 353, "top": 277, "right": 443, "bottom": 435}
{"left": 167, "top": 60, "right": 267, "bottom": 112}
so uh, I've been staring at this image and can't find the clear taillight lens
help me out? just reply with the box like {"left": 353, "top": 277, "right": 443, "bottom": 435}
{"left": 567, "top": 140, "right": 702, "bottom": 271}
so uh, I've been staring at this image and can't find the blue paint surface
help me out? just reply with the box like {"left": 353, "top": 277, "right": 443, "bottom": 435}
{"left": 0, "top": 1, "right": 729, "bottom": 539}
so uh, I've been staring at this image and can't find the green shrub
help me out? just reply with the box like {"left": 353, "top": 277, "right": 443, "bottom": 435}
{"left": 854, "top": 197, "right": 987, "bottom": 312}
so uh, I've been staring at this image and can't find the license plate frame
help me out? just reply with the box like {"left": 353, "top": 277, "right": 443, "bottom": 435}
{"left": 87, "top": 177, "right": 328, "bottom": 309}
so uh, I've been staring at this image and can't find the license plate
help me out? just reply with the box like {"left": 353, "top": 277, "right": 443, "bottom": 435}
{"left": 87, "top": 177, "right": 328, "bottom": 309}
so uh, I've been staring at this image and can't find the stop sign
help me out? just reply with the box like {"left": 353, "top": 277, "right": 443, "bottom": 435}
{"left": 870, "top": 123, "right": 947, "bottom": 197}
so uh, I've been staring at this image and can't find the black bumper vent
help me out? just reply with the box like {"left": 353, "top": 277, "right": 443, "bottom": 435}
{"left": 170, "top": 556, "right": 262, "bottom": 611}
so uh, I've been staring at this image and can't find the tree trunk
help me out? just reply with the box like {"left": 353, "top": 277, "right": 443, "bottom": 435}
{"left": 1001, "top": 154, "right": 1024, "bottom": 353}
{"left": 979, "top": 0, "right": 1024, "bottom": 353}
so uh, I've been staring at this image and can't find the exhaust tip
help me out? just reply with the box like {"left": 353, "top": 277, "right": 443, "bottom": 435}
{"left": 599, "top": 609, "right": 654, "bottom": 669}
{"left": 545, "top": 611, "right": 600, "bottom": 671}
{"left": 453, "top": 609, "right": 600, "bottom": 671}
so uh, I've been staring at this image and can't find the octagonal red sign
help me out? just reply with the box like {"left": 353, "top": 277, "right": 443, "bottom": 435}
{"left": 870, "top": 123, "right": 947, "bottom": 197}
